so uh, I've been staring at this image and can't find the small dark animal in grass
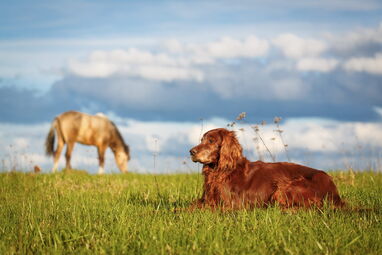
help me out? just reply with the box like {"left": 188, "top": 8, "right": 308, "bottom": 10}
{"left": 33, "top": 165, "right": 41, "bottom": 173}
{"left": 189, "top": 128, "right": 344, "bottom": 209}
{"left": 45, "top": 111, "right": 130, "bottom": 174}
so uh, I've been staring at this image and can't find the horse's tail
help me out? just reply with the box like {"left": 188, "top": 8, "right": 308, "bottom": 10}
{"left": 45, "top": 118, "right": 58, "bottom": 156}
{"left": 125, "top": 144, "right": 131, "bottom": 161}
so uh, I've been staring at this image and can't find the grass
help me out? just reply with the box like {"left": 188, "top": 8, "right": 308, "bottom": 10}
{"left": 0, "top": 170, "right": 381, "bottom": 254}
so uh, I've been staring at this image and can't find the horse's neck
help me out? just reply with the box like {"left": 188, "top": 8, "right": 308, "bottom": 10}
{"left": 110, "top": 138, "right": 122, "bottom": 152}
{"left": 109, "top": 129, "right": 124, "bottom": 152}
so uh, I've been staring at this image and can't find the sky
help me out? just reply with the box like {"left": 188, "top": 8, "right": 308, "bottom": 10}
{"left": 0, "top": 0, "right": 382, "bottom": 173}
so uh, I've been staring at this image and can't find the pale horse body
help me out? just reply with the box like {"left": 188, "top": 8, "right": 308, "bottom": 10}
{"left": 45, "top": 111, "right": 130, "bottom": 174}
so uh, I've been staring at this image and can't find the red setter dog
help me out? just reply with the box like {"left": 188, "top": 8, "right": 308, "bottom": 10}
{"left": 190, "top": 128, "right": 344, "bottom": 209}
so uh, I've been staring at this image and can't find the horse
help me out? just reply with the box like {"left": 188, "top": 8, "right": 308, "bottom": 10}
{"left": 45, "top": 111, "right": 130, "bottom": 174}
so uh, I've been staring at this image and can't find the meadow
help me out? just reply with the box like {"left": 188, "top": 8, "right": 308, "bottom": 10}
{"left": 0, "top": 170, "right": 381, "bottom": 255}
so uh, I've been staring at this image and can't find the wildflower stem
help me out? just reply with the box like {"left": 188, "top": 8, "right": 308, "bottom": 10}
{"left": 275, "top": 121, "right": 291, "bottom": 162}
{"left": 252, "top": 125, "right": 276, "bottom": 162}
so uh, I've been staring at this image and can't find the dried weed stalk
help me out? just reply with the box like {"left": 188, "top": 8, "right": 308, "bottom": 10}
{"left": 273, "top": 117, "right": 291, "bottom": 162}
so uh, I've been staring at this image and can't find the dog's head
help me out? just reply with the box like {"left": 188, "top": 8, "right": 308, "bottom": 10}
{"left": 190, "top": 128, "right": 243, "bottom": 170}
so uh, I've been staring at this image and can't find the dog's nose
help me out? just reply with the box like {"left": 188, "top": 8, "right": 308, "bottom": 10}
{"left": 190, "top": 148, "right": 197, "bottom": 156}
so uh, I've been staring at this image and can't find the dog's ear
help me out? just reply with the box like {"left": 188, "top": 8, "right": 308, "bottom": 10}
{"left": 218, "top": 130, "right": 243, "bottom": 171}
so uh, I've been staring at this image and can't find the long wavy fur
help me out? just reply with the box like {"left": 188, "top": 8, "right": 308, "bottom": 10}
{"left": 217, "top": 130, "right": 243, "bottom": 171}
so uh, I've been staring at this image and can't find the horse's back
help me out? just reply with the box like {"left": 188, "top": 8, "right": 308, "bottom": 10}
{"left": 56, "top": 111, "right": 112, "bottom": 145}
{"left": 56, "top": 111, "right": 83, "bottom": 139}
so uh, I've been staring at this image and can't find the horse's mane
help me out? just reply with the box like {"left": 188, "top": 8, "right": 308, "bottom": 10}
{"left": 110, "top": 121, "right": 130, "bottom": 159}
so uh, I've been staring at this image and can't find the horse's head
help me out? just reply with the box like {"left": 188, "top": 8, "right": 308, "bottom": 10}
{"left": 112, "top": 140, "right": 130, "bottom": 173}
{"left": 114, "top": 150, "right": 130, "bottom": 173}
{"left": 109, "top": 122, "right": 130, "bottom": 173}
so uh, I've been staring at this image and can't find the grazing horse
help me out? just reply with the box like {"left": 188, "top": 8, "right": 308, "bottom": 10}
{"left": 45, "top": 111, "right": 130, "bottom": 174}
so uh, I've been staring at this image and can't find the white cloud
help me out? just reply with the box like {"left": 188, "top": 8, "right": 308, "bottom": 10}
{"left": 297, "top": 57, "right": 339, "bottom": 72}
{"left": 50, "top": 25, "right": 382, "bottom": 86}
{"left": 271, "top": 78, "right": 308, "bottom": 99}
{"left": 133, "top": 65, "right": 204, "bottom": 82}
{"left": 68, "top": 58, "right": 117, "bottom": 78}
{"left": 67, "top": 35, "right": 269, "bottom": 81}
{"left": 206, "top": 36, "right": 269, "bottom": 58}
{"left": 281, "top": 119, "right": 343, "bottom": 152}
{"left": 188, "top": 119, "right": 226, "bottom": 144}
{"left": 374, "top": 106, "right": 382, "bottom": 118}
{"left": 26, "top": 153, "right": 51, "bottom": 165}
{"left": 272, "top": 33, "right": 327, "bottom": 59}
{"left": 327, "top": 23, "right": 382, "bottom": 52}
{"left": 67, "top": 48, "right": 204, "bottom": 82}
{"left": 13, "top": 138, "right": 30, "bottom": 150}
{"left": 280, "top": 119, "right": 382, "bottom": 152}
{"left": 354, "top": 122, "right": 382, "bottom": 145}
{"left": 343, "top": 53, "right": 382, "bottom": 74}
{"left": 162, "top": 39, "right": 184, "bottom": 54}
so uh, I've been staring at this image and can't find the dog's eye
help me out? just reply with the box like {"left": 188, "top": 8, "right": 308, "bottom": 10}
{"left": 209, "top": 139, "right": 214, "bottom": 144}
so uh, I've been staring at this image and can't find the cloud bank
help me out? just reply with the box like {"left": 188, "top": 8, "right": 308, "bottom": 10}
{"left": 1, "top": 116, "right": 381, "bottom": 173}
{"left": 2, "top": 23, "right": 382, "bottom": 124}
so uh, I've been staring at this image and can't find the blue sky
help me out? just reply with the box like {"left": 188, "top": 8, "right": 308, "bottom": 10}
{"left": 1, "top": 1, "right": 382, "bottom": 39}
{"left": 0, "top": 0, "right": 382, "bottom": 172}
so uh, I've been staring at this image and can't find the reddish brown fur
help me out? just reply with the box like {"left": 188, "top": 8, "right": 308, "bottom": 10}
{"left": 190, "top": 128, "right": 344, "bottom": 209}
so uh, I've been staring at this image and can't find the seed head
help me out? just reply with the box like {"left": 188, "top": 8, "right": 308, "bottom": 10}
{"left": 252, "top": 125, "right": 260, "bottom": 132}
{"left": 274, "top": 116, "right": 282, "bottom": 124}
{"left": 236, "top": 112, "right": 246, "bottom": 121}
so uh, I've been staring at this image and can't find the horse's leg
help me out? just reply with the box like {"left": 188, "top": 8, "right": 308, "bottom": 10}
{"left": 65, "top": 141, "right": 75, "bottom": 169}
{"left": 97, "top": 144, "right": 107, "bottom": 174}
{"left": 53, "top": 139, "right": 64, "bottom": 173}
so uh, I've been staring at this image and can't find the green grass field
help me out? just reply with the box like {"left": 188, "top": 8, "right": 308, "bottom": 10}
{"left": 0, "top": 170, "right": 381, "bottom": 254}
